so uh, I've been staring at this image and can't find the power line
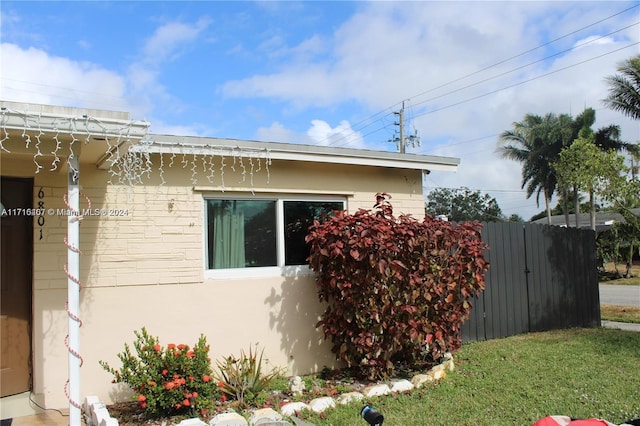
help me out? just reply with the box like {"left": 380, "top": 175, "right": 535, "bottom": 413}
{"left": 406, "top": 4, "right": 640, "bottom": 104}
{"left": 324, "top": 4, "right": 639, "bottom": 148}
{"left": 406, "top": 22, "right": 639, "bottom": 113}
{"left": 410, "top": 42, "right": 639, "bottom": 121}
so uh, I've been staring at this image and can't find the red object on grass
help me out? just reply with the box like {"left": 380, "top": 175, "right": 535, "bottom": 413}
{"left": 533, "top": 416, "right": 619, "bottom": 426}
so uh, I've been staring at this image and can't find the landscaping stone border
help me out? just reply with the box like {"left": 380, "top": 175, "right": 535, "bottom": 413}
{"left": 85, "top": 354, "right": 455, "bottom": 426}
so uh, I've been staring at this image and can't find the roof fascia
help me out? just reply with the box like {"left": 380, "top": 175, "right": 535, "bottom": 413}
{"left": 139, "top": 135, "right": 460, "bottom": 172}
{"left": 0, "top": 103, "right": 150, "bottom": 140}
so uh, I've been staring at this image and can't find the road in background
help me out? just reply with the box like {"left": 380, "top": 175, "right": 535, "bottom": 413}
{"left": 599, "top": 284, "right": 640, "bottom": 307}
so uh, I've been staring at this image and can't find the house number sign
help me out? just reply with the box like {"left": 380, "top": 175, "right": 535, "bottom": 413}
{"left": 37, "top": 186, "right": 45, "bottom": 240}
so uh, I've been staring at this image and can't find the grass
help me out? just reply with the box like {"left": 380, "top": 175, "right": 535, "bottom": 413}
{"left": 601, "top": 304, "right": 640, "bottom": 323}
{"left": 600, "top": 261, "right": 640, "bottom": 286}
{"left": 108, "top": 328, "right": 640, "bottom": 425}
{"left": 295, "top": 328, "right": 640, "bottom": 426}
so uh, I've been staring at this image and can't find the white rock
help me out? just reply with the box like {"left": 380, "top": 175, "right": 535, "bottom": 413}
{"left": 443, "top": 358, "right": 455, "bottom": 372}
{"left": 279, "top": 402, "right": 309, "bottom": 417}
{"left": 249, "top": 407, "right": 283, "bottom": 425}
{"left": 363, "top": 384, "right": 391, "bottom": 397}
{"left": 308, "top": 397, "right": 336, "bottom": 413}
{"left": 336, "top": 391, "right": 364, "bottom": 405}
{"left": 178, "top": 419, "right": 208, "bottom": 426}
{"left": 411, "top": 373, "right": 434, "bottom": 388}
{"left": 83, "top": 395, "right": 100, "bottom": 414}
{"left": 431, "top": 363, "right": 445, "bottom": 373}
{"left": 92, "top": 407, "right": 110, "bottom": 426}
{"left": 429, "top": 364, "right": 447, "bottom": 381}
{"left": 209, "top": 411, "right": 248, "bottom": 426}
{"left": 390, "top": 379, "right": 414, "bottom": 393}
{"left": 99, "top": 418, "right": 119, "bottom": 426}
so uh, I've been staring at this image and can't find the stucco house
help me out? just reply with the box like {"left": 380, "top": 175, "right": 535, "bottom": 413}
{"left": 0, "top": 101, "right": 459, "bottom": 420}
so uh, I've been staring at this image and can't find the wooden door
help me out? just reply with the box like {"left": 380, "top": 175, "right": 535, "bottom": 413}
{"left": 1, "top": 177, "right": 33, "bottom": 397}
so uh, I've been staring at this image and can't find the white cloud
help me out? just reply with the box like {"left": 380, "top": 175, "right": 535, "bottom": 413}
{"left": 256, "top": 122, "right": 299, "bottom": 143}
{"left": 307, "top": 119, "right": 365, "bottom": 149}
{"left": 142, "top": 18, "right": 211, "bottom": 65}
{"left": 256, "top": 119, "right": 365, "bottom": 149}
{"left": 0, "top": 43, "right": 130, "bottom": 111}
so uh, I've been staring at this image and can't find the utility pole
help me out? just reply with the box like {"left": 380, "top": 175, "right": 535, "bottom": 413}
{"left": 389, "top": 101, "right": 420, "bottom": 153}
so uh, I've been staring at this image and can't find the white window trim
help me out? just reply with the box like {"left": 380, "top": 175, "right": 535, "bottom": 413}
{"left": 203, "top": 193, "right": 346, "bottom": 280}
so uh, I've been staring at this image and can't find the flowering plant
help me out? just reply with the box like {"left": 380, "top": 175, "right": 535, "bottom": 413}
{"left": 100, "top": 327, "right": 219, "bottom": 418}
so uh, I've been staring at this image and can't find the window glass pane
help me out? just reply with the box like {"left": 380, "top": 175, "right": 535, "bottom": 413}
{"left": 284, "top": 201, "right": 344, "bottom": 265}
{"left": 207, "top": 200, "right": 277, "bottom": 269}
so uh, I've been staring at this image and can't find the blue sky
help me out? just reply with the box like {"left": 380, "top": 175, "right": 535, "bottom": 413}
{"left": 1, "top": 1, "right": 639, "bottom": 220}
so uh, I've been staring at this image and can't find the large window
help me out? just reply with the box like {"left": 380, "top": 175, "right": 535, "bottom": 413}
{"left": 206, "top": 197, "right": 344, "bottom": 271}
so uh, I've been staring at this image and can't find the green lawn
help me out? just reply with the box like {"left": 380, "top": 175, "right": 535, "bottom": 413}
{"left": 297, "top": 328, "right": 640, "bottom": 426}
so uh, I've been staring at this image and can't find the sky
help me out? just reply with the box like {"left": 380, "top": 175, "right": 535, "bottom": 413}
{"left": 1, "top": 1, "right": 639, "bottom": 220}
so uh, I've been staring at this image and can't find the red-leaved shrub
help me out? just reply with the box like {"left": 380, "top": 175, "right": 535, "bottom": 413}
{"left": 306, "top": 200, "right": 489, "bottom": 378}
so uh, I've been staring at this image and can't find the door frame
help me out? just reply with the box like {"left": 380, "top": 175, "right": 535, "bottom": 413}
{"left": 1, "top": 176, "right": 34, "bottom": 397}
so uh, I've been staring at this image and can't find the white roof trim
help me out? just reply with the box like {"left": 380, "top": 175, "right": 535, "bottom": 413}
{"left": 137, "top": 135, "right": 460, "bottom": 172}
{"left": 0, "top": 102, "right": 150, "bottom": 140}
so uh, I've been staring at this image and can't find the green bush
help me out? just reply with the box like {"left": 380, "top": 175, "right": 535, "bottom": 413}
{"left": 99, "top": 328, "right": 219, "bottom": 418}
{"left": 215, "top": 344, "right": 283, "bottom": 408}
{"left": 306, "top": 196, "right": 489, "bottom": 379}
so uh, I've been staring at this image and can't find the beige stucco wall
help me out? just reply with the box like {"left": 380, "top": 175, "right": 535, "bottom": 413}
{"left": 1, "top": 147, "right": 428, "bottom": 409}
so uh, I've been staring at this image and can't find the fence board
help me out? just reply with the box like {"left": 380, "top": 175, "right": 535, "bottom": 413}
{"left": 462, "top": 222, "right": 599, "bottom": 343}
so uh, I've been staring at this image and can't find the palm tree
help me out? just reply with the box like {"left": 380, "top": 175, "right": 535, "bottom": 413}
{"left": 594, "top": 124, "right": 639, "bottom": 156}
{"left": 498, "top": 113, "right": 572, "bottom": 224}
{"left": 603, "top": 54, "right": 640, "bottom": 120}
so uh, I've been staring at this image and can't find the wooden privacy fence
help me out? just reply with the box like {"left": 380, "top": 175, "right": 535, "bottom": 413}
{"left": 462, "top": 222, "right": 601, "bottom": 343}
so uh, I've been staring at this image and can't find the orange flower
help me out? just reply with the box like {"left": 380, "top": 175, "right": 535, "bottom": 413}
{"left": 148, "top": 381, "right": 156, "bottom": 387}
{"left": 137, "top": 394, "right": 146, "bottom": 402}
{"left": 175, "top": 403, "right": 181, "bottom": 410}
{"left": 140, "top": 402, "right": 147, "bottom": 409}
{"left": 173, "top": 374, "right": 180, "bottom": 379}
{"left": 183, "top": 399, "right": 190, "bottom": 407}
{"left": 162, "top": 369, "right": 168, "bottom": 376}
{"left": 174, "top": 351, "right": 180, "bottom": 357}
{"left": 220, "top": 395, "right": 227, "bottom": 403}
{"left": 177, "top": 344, "right": 186, "bottom": 350}
{"left": 218, "top": 380, "right": 225, "bottom": 388}
{"left": 153, "top": 344, "right": 161, "bottom": 351}
{"left": 202, "top": 375, "right": 211, "bottom": 383}
{"left": 165, "top": 382, "right": 175, "bottom": 390}
{"left": 168, "top": 343, "right": 176, "bottom": 350}
{"left": 192, "top": 392, "right": 198, "bottom": 398}
{"left": 186, "top": 351, "right": 195, "bottom": 358}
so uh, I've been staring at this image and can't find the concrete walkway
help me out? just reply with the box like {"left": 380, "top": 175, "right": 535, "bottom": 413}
{"left": 601, "top": 320, "right": 640, "bottom": 332}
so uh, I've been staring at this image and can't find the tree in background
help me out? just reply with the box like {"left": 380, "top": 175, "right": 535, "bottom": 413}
{"left": 552, "top": 135, "right": 628, "bottom": 231}
{"left": 601, "top": 54, "right": 640, "bottom": 274}
{"left": 425, "top": 187, "right": 504, "bottom": 222}
{"left": 498, "top": 113, "right": 573, "bottom": 224}
{"left": 507, "top": 213, "right": 524, "bottom": 222}
{"left": 603, "top": 54, "right": 640, "bottom": 121}
{"left": 502, "top": 108, "right": 636, "bottom": 226}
